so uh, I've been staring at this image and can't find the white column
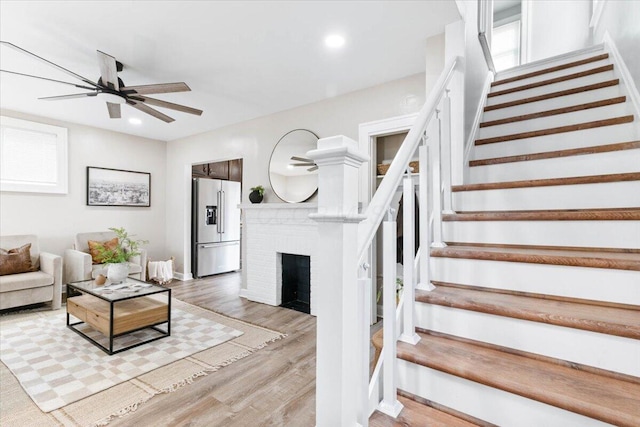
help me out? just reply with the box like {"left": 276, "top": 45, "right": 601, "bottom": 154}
{"left": 399, "top": 177, "right": 420, "bottom": 345}
{"left": 308, "top": 135, "right": 369, "bottom": 427}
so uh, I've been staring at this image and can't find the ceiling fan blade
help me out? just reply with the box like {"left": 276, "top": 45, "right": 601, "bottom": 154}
{"left": 1, "top": 69, "right": 97, "bottom": 91}
{"left": 1, "top": 41, "right": 99, "bottom": 88}
{"left": 120, "top": 82, "right": 191, "bottom": 95}
{"left": 96, "top": 50, "right": 120, "bottom": 90}
{"left": 307, "top": 166, "right": 319, "bottom": 172}
{"left": 127, "top": 100, "right": 175, "bottom": 123}
{"left": 291, "top": 156, "right": 314, "bottom": 163}
{"left": 106, "top": 102, "right": 121, "bottom": 119}
{"left": 291, "top": 163, "right": 315, "bottom": 167}
{"left": 130, "top": 95, "right": 203, "bottom": 116}
{"left": 38, "top": 93, "right": 98, "bottom": 101}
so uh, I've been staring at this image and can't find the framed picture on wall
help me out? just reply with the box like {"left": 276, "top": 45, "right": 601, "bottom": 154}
{"left": 86, "top": 167, "right": 151, "bottom": 207}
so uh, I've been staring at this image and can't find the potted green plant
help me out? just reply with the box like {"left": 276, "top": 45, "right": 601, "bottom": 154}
{"left": 249, "top": 185, "right": 265, "bottom": 204}
{"left": 95, "top": 227, "right": 148, "bottom": 283}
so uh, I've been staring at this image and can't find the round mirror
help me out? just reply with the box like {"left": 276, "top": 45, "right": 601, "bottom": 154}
{"left": 269, "top": 129, "right": 319, "bottom": 203}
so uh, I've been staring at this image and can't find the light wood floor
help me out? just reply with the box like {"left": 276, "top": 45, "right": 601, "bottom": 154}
{"left": 110, "top": 272, "right": 317, "bottom": 427}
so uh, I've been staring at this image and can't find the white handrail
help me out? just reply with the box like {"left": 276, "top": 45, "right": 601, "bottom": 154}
{"left": 478, "top": 0, "right": 496, "bottom": 74}
{"left": 357, "top": 56, "right": 459, "bottom": 263}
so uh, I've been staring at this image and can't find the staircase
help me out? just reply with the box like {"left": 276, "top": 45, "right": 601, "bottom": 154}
{"left": 371, "top": 46, "right": 640, "bottom": 426}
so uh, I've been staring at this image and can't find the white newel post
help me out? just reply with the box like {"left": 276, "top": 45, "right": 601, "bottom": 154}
{"left": 308, "top": 135, "right": 369, "bottom": 427}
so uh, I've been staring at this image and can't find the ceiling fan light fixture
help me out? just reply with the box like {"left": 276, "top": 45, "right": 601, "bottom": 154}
{"left": 97, "top": 92, "right": 126, "bottom": 104}
{"left": 128, "top": 117, "right": 142, "bottom": 125}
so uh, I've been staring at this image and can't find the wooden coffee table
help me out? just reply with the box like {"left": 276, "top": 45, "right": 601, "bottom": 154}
{"left": 67, "top": 278, "right": 171, "bottom": 354}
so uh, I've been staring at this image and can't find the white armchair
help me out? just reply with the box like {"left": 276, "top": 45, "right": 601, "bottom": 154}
{"left": 0, "top": 234, "right": 62, "bottom": 310}
{"left": 64, "top": 231, "right": 147, "bottom": 284}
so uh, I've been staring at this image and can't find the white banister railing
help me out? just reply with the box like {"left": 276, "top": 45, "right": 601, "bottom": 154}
{"left": 356, "top": 57, "right": 459, "bottom": 262}
{"left": 311, "top": 57, "right": 460, "bottom": 426}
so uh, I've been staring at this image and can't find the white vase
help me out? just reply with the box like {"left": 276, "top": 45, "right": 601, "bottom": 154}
{"left": 107, "top": 262, "right": 129, "bottom": 284}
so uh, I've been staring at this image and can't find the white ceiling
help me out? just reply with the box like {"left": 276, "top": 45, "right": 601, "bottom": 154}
{"left": 0, "top": 1, "right": 460, "bottom": 142}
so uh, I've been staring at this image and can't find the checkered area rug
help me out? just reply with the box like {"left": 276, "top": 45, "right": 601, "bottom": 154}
{"left": 0, "top": 306, "right": 242, "bottom": 412}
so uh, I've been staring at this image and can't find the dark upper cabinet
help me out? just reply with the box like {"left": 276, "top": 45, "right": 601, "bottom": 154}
{"left": 192, "top": 163, "right": 209, "bottom": 177}
{"left": 208, "top": 161, "right": 229, "bottom": 180}
{"left": 229, "top": 159, "right": 243, "bottom": 182}
{"left": 192, "top": 159, "right": 242, "bottom": 183}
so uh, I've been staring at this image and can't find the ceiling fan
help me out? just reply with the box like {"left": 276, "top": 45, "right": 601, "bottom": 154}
{"left": 290, "top": 156, "right": 318, "bottom": 172}
{"left": 0, "top": 41, "right": 203, "bottom": 123}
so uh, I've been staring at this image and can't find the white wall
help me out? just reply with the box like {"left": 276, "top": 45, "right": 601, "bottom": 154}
{"left": 526, "top": 0, "right": 591, "bottom": 63}
{"left": 425, "top": 33, "right": 446, "bottom": 94}
{"left": 0, "top": 110, "right": 167, "bottom": 260}
{"left": 165, "top": 73, "right": 427, "bottom": 276}
{"left": 593, "top": 0, "right": 640, "bottom": 89}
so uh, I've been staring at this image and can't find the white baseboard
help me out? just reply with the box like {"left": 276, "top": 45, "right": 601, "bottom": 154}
{"left": 463, "top": 71, "right": 493, "bottom": 171}
{"left": 603, "top": 32, "right": 640, "bottom": 120}
{"left": 173, "top": 271, "right": 192, "bottom": 281}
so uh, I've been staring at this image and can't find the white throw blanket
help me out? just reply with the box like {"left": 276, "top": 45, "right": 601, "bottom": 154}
{"left": 148, "top": 259, "right": 174, "bottom": 284}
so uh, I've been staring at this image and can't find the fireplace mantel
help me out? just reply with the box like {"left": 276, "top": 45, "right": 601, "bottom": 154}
{"left": 240, "top": 203, "right": 319, "bottom": 315}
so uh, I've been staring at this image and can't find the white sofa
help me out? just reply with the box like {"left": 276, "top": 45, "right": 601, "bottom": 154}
{"left": 0, "top": 235, "right": 62, "bottom": 310}
{"left": 64, "top": 231, "right": 147, "bottom": 284}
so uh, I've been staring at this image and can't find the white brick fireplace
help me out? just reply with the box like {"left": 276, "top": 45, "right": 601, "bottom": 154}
{"left": 239, "top": 203, "right": 319, "bottom": 315}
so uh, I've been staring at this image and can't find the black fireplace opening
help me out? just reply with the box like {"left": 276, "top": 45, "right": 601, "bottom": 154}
{"left": 280, "top": 253, "right": 311, "bottom": 314}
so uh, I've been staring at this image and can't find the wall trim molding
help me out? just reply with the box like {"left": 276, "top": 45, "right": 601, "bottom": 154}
{"left": 603, "top": 32, "right": 640, "bottom": 120}
{"left": 463, "top": 71, "right": 493, "bottom": 177}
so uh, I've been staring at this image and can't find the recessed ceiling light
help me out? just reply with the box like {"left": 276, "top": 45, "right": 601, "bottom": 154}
{"left": 325, "top": 34, "right": 345, "bottom": 48}
{"left": 129, "top": 118, "right": 142, "bottom": 125}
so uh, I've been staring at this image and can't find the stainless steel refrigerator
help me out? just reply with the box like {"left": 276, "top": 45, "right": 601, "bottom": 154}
{"left": 192, "top": 178, "right": 241, "bottom": 278}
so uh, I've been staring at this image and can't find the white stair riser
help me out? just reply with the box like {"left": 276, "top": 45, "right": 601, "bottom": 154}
{"left": 482, "top": 86, "right": 622, "bottom": 122}
{"left": 430, "top": 257, "right": 640, "bottom": 305}
{"left": 454, "top": 181, "right": 640, "bottom": 211}
{"left": 495, "top": 46, "right": 605, "bottom": 81}
{"left": 473, "top": 123, "right": 638, "bottom": 159}
{"left": 397, "top": 360, "right": 610, "bottom": 427}
{"left": 492, "top": 59, "right": 612, "bottom": 92}
{"left": 442, "top": 220, "right": 640, "bottom": 249}
{"left": 414, "top": 303, "right": 640, "bottom": 377}
{"left": 477, "top": 103, "right": 629, "bottom": 140}
{"left": 469, "top": 149, "right": 640, "bottom": 182}
{"left": 486, "top": 71, "right": 616, "bottom": 106}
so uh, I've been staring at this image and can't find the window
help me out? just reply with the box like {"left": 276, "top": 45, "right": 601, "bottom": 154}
{"left": 0, "top": 116, "right": 68, "bottom": 194}
{"left": 492, "top": 20, "right": 521, "bottom": 72}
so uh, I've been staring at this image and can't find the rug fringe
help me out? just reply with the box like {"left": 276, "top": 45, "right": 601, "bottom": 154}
{"left": 91, "top": 333, "right": 287, "bottom": 427}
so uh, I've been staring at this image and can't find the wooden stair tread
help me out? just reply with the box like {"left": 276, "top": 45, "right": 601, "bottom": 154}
{"left": 369, "top": 395, "right": 481, "bottom": 427}
{"left": 480, "top": 96, "right": 626, "bottom": 128}
{"left": 415, "top": 285, "right": 640, "bottom": 339}
{"left": 475, "top": 115, "right": 634, "bottom": 145}
{"left": 492, "top": 53, "right": 609, "bottom": 87}
{"left": 451, "top": 172, "right": 640, "bottom": 192}
{"left": 443, "top": 208, "right": 640, "bottom": 221}
{"left": 484, "top": 79, "right": 619, "bottom": 112}
{"left": 488, "top": 64, "right": 614, "bottom": 98}
{"left": 470, "top": 140, "right": 640, "bottom": 166}
{"left": 372, "top": 330, "right": 640, "bottom": 426}
{"left": 431, "top": 244, "right": 640, "bottom": 271}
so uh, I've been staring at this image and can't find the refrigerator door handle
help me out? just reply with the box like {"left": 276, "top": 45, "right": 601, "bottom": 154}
{"left": 220, "top": 190, "right": 225, "bottom": 234}
{"left": 216, "top": 191, "right": 222, "bottom": 233}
